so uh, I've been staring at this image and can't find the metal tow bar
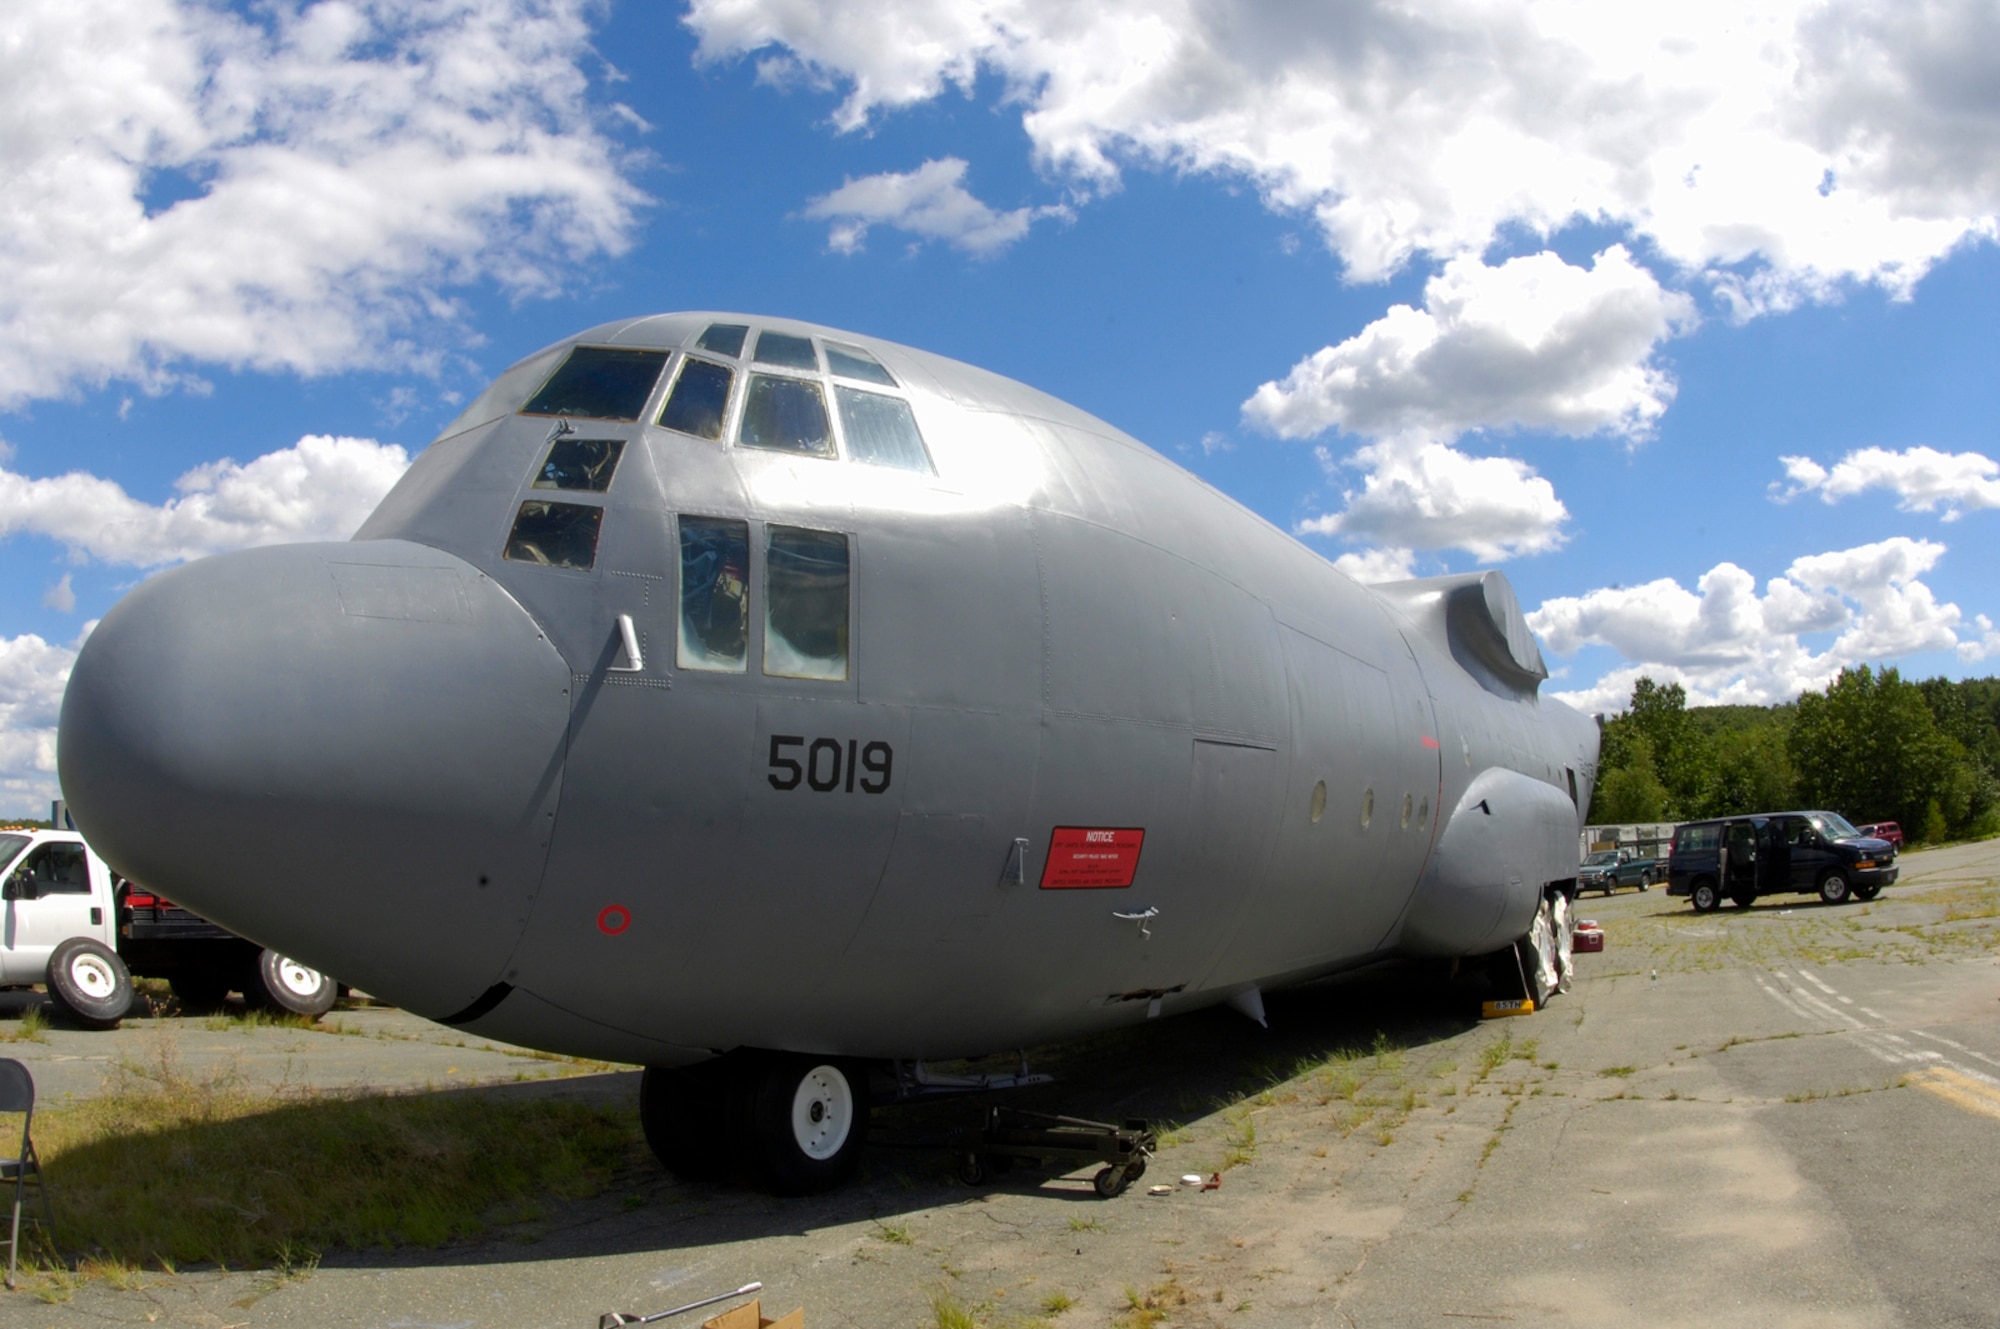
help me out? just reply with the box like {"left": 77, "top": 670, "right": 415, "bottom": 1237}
{"left": 600, "top": 1281, "right": 763, "bottom": 1328}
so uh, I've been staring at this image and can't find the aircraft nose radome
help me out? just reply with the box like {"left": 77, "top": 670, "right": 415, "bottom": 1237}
{"left": 58, "top": 540, "right": 573, "bottom": 1018}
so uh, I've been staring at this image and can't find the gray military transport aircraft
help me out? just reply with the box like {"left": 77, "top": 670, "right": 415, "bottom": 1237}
{"left": 58, "top": 313, "right": 1598, "bottom": 1194}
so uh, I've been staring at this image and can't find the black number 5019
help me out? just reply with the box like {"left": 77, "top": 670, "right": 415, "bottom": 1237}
{"left": 768, "top": 735, "right": 893, "bottom": 794}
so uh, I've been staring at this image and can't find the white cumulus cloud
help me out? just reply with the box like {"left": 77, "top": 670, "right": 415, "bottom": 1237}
{"left": 686, "top": 0, "right": 2000, "bottom": 295}
{"left": 0, "top": 629, "right": 85, "bottom": 817}
{"left": 1331, "top": 546, "right": 1419, "bottom": 584}
{"left": 0, "top": 436, "right": 411, "bottom": 568}
{"left": 0, "top": 0, "right": 644, "bottom": 407}
{"left": 1774, "top": 445, "right": 2000, "bottom": 519}
{"left": 803, "top": 157, "right": 1070, "bottom": 256}
{"left": 1244, "top": 247, "right": 1695, "bottom": 443}
{"left": 1301, "top": 439, "right": 1568, "bottom": 562}
{"left": 1530, "top": 536, "right": 1968, "bottom": 708}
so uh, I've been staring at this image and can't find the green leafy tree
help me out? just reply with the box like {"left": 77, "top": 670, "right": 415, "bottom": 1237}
{"left": 1588, "top": 678, "right": 1715, "bottom": 821}
{"left": 1790, "top": 666, "right": 1979, "bottom": 840}
{"left": 1707, "top": 723, "right": 1796, "bottom": 816}
{"left": 1592, "top": 732, "right": 1671, "bottom": 822}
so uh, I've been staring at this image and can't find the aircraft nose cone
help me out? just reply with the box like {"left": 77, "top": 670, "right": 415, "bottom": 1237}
{"left": 58, "top": 541, "right": 573, "bottom": 1018}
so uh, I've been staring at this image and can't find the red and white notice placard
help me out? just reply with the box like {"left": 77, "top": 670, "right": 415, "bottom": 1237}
{"left": 1040, "top": 826, "right": 1146, "bottom": 889}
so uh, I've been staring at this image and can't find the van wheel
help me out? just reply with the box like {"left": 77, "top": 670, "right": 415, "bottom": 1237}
{"left": 1854, "top": 884, "right": 1881, "bottom": 901}
{"left": 252, "top": 949, "right": 337, "bottom": 1017}
{"left": 1731, "top": 889, "right": 1756, "bottom": 909}
{"left": 1818, "top": 871, "right": 1851, "bottom": 906}
{"left": 1691, "top": 880, "right": 1720, "bottom": 913}
{"left": 46, "top": 937, "right": 134, "bottom": 1030}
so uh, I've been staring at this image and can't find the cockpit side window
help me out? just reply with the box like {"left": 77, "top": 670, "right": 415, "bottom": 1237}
{"left": 835, "top": 386, "right": 933, "bottom": 473}
{"left": 823, "top": 341, "right": 896, "bottom": 386}
{"left": 659, "top": 358, "right": 734, "bottom": 440}
{"left": 438, "top": 345, "right": 566, "bottom": 439}
{"left": 520, "top": 347, "right": 669, "bottom": 421}
{"left": 677, "top": 517, "right": 750, "bottom": 672}
{"left": 739, "top": 375, "right": 834, "bottom": 458}
{"left": 765, "top": 526, "right": 849, "bottom": 681}
{"left": 533, "top": 437, "right": 625, "bottom": 492}
{"left": 504, "top": 501, "right": 603, "bottom": 570}
{"left": 696, "top": 323, "right": 749, "bottom": 357}
{"left": 753, "top": 331, "right": 819, "bottom": 371}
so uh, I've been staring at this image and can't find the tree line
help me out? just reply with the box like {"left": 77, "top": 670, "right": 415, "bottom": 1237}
{"left": 1587, "top": 667, "right": 2000, "bottom": 844}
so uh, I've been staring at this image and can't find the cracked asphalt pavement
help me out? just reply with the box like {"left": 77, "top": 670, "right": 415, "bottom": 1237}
{"left": 4, "top": 838, "right": 1997, "bottom": 1328}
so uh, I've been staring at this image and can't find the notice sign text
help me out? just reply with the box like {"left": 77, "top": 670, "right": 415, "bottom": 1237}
{"left": 1040, "top": 826, "right": 1146, "bottom": 889}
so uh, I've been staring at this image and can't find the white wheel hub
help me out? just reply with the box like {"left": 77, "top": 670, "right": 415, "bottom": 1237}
{"left": 790, "top": 1064, "right": 854, "bottom": 1161}
{"left": 70, "top": 953, "right": 116, "bottom": 999}
{"left": 276, "top": 957, "right": 323, "bottom": 997}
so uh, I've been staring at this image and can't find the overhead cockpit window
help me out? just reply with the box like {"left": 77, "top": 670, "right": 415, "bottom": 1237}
{"left": 823, "top": 341, "right": 896, "bottom": 386}
{"left": 836, "top": 387, "right": 933, "bottom": 474}
{"left": 696, "top": 323, "right": 748, "bottom": 358}
{"left": 739, "top": 375, "right": 835, "bottom": 458}
{"left": 520, "top": 347, "right": 670, "bottom": 421}
{"left": 678, "top": 517, "right": 750, "bottom": 672}
{"left": 753, "top": 331, "right": 819, "bottom": 371}
{"left": 765, "top": 526, "right": 849, "bottom": 681}
{"left": 658, "top": 358, "right": 734, "bottom": 440}
{"left": 533, "top": 437, "right": 625, "bottom": 491}
{"left": 504, "top": 500, "right": 603, "bottom": 570}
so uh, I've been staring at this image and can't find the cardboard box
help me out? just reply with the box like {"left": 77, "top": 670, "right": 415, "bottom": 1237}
{"left": 703, "top": 1300, "right": 802, "bottom": 1329}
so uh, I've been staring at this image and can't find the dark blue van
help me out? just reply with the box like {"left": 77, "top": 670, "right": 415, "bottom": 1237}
{"left": 1667, "top": 810, "right": 1897, "bottom": 911}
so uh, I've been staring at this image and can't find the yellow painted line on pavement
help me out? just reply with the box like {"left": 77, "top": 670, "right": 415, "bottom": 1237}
{"left": 1907, "top": 1067, "right": 2000, "bottom": 1123}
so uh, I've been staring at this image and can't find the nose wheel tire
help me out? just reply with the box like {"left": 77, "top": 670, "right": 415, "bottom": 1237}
{"left": 742, "top": 1055, "right": 869, "bottom": 1195}
{"left": 640, "top": 1062, "right": 735, "bottom": 1183}
{"left": 46, "top": 937, "right": 134, "bottom": 1030}
{"left": 250, "top": 948, "right": 337, "bottom": 1017}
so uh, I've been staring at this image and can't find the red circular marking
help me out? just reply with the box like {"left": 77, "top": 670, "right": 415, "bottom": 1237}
{"left": 597, "top": 905, "right": 631, "bottom": 936}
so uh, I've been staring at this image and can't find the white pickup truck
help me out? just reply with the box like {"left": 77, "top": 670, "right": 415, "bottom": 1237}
{"left": 0, "top": 827, "right": 338, "bottom": 1028}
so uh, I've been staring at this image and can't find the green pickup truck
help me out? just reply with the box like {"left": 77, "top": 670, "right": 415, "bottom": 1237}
{"left": 1578, "top": 848, "right": 1660, "bottom": 894}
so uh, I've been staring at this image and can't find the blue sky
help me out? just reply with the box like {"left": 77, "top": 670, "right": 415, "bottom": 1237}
{"left": 3, "top": 0, "right": 1999, "bottom": 814}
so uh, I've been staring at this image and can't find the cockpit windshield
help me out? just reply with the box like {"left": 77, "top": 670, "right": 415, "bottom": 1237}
{"left": 520, "top": 347, "right": 669, "bottom": 421}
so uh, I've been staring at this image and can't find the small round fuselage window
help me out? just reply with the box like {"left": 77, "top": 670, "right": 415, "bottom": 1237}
{"left": 1310, "top": 780, "right": 1327, "bottom": 825}
{"left": 1399, "top": 793, "right": 1413, "bottom": 829}
{"left": 1360, "top": 788, "right": 1375, "bottom": 830}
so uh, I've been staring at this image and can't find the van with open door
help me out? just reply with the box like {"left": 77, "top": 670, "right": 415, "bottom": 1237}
{"left": 1666, "top": 810, "right": 1898, "bottom": 911}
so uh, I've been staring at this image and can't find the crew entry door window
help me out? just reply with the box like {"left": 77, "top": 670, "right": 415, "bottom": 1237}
{"left": 765, "top": 526, "right": 849, "bottom": 681}
{"left": 677, "top": 517, "right": 750, "bottom": 672}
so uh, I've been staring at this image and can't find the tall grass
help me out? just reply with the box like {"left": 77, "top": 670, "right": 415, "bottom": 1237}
{"left": 30, "top": 1034, "right": 640, "bottom": 1271}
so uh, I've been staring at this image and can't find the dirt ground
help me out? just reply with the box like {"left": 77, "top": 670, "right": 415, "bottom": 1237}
{"left": 3, "top": 839, "right": 1997, "bottom": 1328}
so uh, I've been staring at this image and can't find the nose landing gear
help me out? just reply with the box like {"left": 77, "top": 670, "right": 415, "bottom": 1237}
{"left": 639, "top": 1053, "right": 870, "bottom": 1196}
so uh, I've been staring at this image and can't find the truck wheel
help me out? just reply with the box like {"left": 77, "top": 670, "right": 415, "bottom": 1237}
{"left": 1691, "top": 880, "right": 1720, "bottom": 913}
{"left": 252, "top": 949, "right": 337, "bottom": 1017}
{"left": 169, "top": 970, "right": 232, "bottom": 1012}
{"left": 46, "top": 937, "right": 134, "bottom": 1030}
{"left": 1817, "top": 871, "right": 1851, "bottom": 906}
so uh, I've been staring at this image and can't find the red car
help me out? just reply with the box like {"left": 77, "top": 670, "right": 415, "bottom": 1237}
{"left": 1856, "top": 821, "right": 1904, "bottom": 848}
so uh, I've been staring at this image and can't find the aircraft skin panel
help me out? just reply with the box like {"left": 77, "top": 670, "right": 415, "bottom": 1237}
{"left": 58, "top": 311, "right": 1602, "bottom": 1070}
